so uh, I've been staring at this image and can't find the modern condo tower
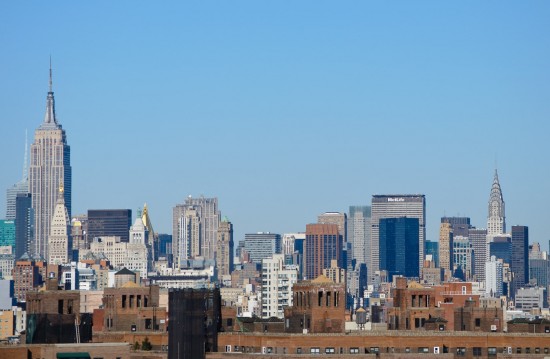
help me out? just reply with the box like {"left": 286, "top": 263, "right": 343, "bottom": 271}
{"left": 29, "top": 64, "right": 71, "bottom": 259}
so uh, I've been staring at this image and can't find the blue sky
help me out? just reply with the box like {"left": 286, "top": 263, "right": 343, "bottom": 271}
{"left": 1, "top": 2, "right": 549, "bottom": 248}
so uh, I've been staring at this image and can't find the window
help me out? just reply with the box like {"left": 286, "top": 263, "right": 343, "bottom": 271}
{"left": 475, "top": 318, "right": 481, "bottom": 327}
{"left": 456, "top": 347, "right": 466, "bottom": 356}
{"left": 350, "top": 347, "right": 359, "bottom": 354}
{"left": 516, "top": 348, "right": 521, "bottom": 354}
{"left": 535, "top": 348, "right": 540, "bottom": 354}
{"left": 418, "top": 347, "right": 429, "bottom": 353}
{"left": 370, "top": 347, "right": 380, "bottom": 354}
{"left": 545, "top": 348, "right": 549, "bottom": 354}
{"left": 473, "top": 347, "right": 482, "bottom": 356}
{"left": 325, "top": 347, "right": 335, "bottom": 354}
{"left": 296, "top": 347, "right": 302, "bottom": 354}
{"left": 405, "top": 347, "right": 410, "bottom": 353}
{"left": 488, "top": 347, "right": 497, "bottom": 356}
{"left": 310, "top": 347, "right": 320, "bottom": 354}
{"left": 525, "top": 348, "right": 531, "bottom": 354}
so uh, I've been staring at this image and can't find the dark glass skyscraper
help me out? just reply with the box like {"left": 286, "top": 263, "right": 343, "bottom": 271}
{"left": 379, "top": 217, "right": 419, "bottom": 280}
{"left": 511, "top": 225, "right": 529, "bottom": 293}
{"left": 15, "top": 193, "right": 33, "bottom": 259}
{"left": 87, "top": 209, "right": 132, "bottom": 242}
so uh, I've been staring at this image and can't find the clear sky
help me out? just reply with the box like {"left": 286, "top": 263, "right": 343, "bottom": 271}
{"left": 1, "top": 2, "right": 549, "bottom": 248}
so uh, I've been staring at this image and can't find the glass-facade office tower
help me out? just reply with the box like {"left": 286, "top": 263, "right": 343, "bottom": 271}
{"left": 370, "top": 195, "right": 425, "bottom": 283}
{"left": 489, "top": 236, "right": 512, "bottom": 264}
{"left": 15, "top": 193, "right": 33, "bottom": 259}
{"left": 87, "top": 209, "right": 132, "bottom": 242}
{"left": 244, "top": 232, "right": 281, "bottom": 265}
{"left": 511, "top": 225, "right": 529, "bottom": 293}
{"left": 29, "top": 67, "right": 71, "bottom": 259}
{"left": 348, "top": 206, "right": 371, "bottom": 266}
{"left": 0, "top": 220, "right": 15, "bottom": 250}
{"left": 379, "top": 217, "right": 419, "bottom": 281}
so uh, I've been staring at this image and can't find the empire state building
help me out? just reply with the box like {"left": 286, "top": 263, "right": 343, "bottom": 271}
{"left": 29, "top": 65, "right": 72, "bottom": 260}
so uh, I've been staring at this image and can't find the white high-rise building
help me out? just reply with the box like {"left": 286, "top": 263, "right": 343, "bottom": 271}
{"left": 128, "top": 213, "right": 150, "bottom": 277}
{"left": 348, "top": 206, "right": 371, "bottom": 266}
{"left": 485, "top": 255, "right": 503, "bottom": 297}
{"left": 30, "top": 65, "right": 71, "bottom": 260}
{"left": 261, "top": 254, "right": 298, "bottom": 319}
{"left": 48, "top": 186, "right": 70, "bottom": 265}
{"left": 370, "top": 195, "right": 425, "bottom": 283}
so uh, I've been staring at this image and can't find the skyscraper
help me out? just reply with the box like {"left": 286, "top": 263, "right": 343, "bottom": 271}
{"left": 5, "top": 133, "right": 29, "bottom": 221}
{"left": 438, "top": 222, "right": 453, "bottom": 273}
{"left": 15, "top": 193, "right": 33, "bottom": 259}
{"left": 487, "top": 170, "right": 505, "bottom": 237}
{"left": 379, "top": 217, "right": 419, "bottom": 280}
{"left": 370, "top": 195, "right": 425, "bottom": 283}
{"left": 87, "top": 209, "right": 132, "bottom": 242}
{"left": 469, "top": 228, "right": 488, "bottom": 282}
{"left": 216, "top": 217, "right": 234, "bottom": 276}
{"left": 0, "top": 220, "right": 15, "bottom": 251}
{"left": 29, "top": 65, "right": 71, "bottom": 259}
{"left": 172, "top": 196, "right": 220, "bottom": 265}
{"left": 304, "top": 223, "right": 342, "bottom": 279}
{"left": 348, "top": 206, "right": 371, "bottom": 266}
{"left": 244, "top": 232, "right": 281, "bottom": 264}
{"left": 48, "top": 185, "right": 71, "bottom": 264}
{"left": 511, "top": 225, "right": 529, "bottom": 294}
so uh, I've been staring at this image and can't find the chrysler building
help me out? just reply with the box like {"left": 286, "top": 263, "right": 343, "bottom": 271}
{"left": 487, "top": 169, "right": 506, "bottom": 237}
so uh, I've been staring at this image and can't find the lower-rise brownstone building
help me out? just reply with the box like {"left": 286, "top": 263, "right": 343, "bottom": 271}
{"left": 94, "top": 283, "right": 167, "bottom": 333}
{"left": 284, "top": 274, "right": 345, "bottom": 334}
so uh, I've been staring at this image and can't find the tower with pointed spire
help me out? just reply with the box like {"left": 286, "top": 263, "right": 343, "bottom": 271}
{"left": 48, "top": 184, "right": 71, "bottom": 264}
{"left": 29, "top": 62, "right": 72, "bottom": 260}
{"left": 487, "top": 169, "right": 506, "bottom": 237}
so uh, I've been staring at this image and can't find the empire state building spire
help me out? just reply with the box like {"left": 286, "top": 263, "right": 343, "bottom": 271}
{"left": 42, "top": 58, "right": 58, "bottom": 128}
{"left": 487, "top": 169, "right": 506, "bottom": 236}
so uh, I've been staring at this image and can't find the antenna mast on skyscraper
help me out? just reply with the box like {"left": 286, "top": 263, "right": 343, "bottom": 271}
{"left": 49, "top": 56, "right": 53, "bottom": 93}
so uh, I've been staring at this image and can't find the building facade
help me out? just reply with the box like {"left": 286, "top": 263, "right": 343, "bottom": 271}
{"left": 379, "top": 217, "right": 420, "bottom": 280}
{"left": 469, "top": 228, "right": 488, "bottom": 282}
{"left": 370, "top": 195, "right": 425, "bottom": 283}
{"left": 87, "top": 209, "right": 132, "bottom": 243}
{"left": 47, "top": 186, "right": 71, "bottom": 265}
{"left": 172, "top": 196, "right": 220, "bottom": 266}
{"left": 29, "top": 67, "right": 71, "bottom": 260}
{"left": 244, "top": 232, "right": 282, "bottom": 265}
{"left": 511, "top": 225, "right": 529, "bottom": 294}
{"left": 216, "top": 218, "right": 234, "bottom": 277}
{"left": 304, "top": 224, "right": 342, "bottom": 280}
{"left": 348, "top": 206, "right": 371, "bottom": 266}
{"left": 487, "top": 170, "right": 506, "bottom": 238}
{"left": 438, "top": 222, "right": 453, "bottom": 273}
{"left": 261, "top": 254, "right": 298, "bottom": 318}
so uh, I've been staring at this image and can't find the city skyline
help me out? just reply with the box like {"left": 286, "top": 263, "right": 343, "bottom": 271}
{"left": 1, "top": 2, "right": 549, "bottom": 248}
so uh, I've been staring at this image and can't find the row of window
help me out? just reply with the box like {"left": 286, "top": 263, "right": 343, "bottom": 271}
{"left": 227, "top": 346, "right": 550, "bottom": 355}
